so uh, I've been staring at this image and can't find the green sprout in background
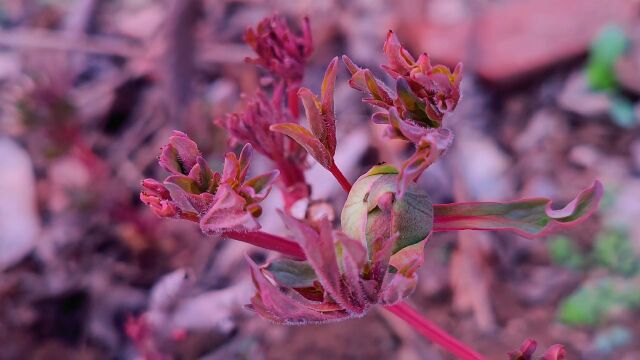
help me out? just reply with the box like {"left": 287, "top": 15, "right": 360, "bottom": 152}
{"left": 585, "top": 24, "right": 637, "bottom": 128}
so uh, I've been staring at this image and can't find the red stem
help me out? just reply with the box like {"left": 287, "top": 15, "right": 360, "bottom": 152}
{"left": 274, "top": 157, "right": 308, "bottom": 212}
{"left": 328, "top": 162, "right": 352, "bottom": 193}
{"left": 224, "top": 230, "right": 305, "bottom": 260}
{"left": 275, "top": 157, "right": 306, "bottom": 186}
{"left": 287, "top": 86, "right": 300, "bottom": 119}
{"left": 385, "top": 302, "right": 486, "bottom": 360}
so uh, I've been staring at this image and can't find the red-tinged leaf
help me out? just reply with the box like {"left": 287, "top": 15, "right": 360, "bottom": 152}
{"left": 363, "top": 98, "right": 392, "bottom": 110}
{"left": 336, "top": 233, "right": 367, "bottom": 268}
{"left": 369, "top": 233, "right": 396, "bottom": 286}
{"left": 159, "top": 131, "right": 200, "bottom": 175}
{"left": 396, "top": 77, "right": 438, "bottom": 127}
{"left": 195, "top": 157, "right": 216, "bottom": 192}
{"left": 298, "top": 88, "right": 324, "bottom": 143}
{"left": 163, "top": 182, "right": 198, "bottom": 214}
{"left": 342, "top": 55, "right": 369, "bottom": 91}
{"left": 508, "top": 339, "right": 537, "bottom": 360}
{"left": 270, "top": 123, "right": 333, "bottom": 168}
{"left": 140, "top": 179, "right": 178, "bottom": 218}
{"left": 199, "top": 184, "right": 259, "bottom": 234}
{"left": 238, "top": 143, "right": 253, "bottom": 182}
{"left": 541, "top": 345, "right": 565, "bottom": 360}
{"left": 165, "top": 174, "right": 201, "bottom": 194}
{"left": 378, "top": 271, "right": 416, "bottom": 305}
{"left": 281, "top": 215, "right": 366, "bottom": 314}
{"left": 265, "top": 258, "right": 317, "bottom": 288}
{"left": 243, "top": 170, "right": 279, "bottom": 200}
{"left": 336, "top": 233, "right": 368, "bottom": 310}
{"left": 321, "top": 57, "right": 338, "bottom": 116}
{"left": 433, "top": 181, "right": 604, "bottom": 238}
{"left": 246, "top": 255, "right": 345, "bottom": 325}
{"left": 141, "top": 179, "right": 170, "bottom": 199}
{"left": 280, "top": 216, "right": 341, "bottom": 298}
{"left": 386, "top": 106, "right": 429, "bottom": 142}
{"left": 389, "top": 236, "right": 429, "bottom": 277}
{"left": 397, "top": 127, "right": 453, "bottom": 197}
{"left": 298, "top": 62, "right": 337, "bottom": 157}
{"left": 371, "top": 111, "right": 389, "bottom": 124}
{"left": 381, "top": 30, "right": 415, "bottom": 78}
{"left": 163, "top": 181, "right": 214, "bottom": 215}
{"left": 342, "top": 55, "right": 359, "bottom": 75}
{"left": 221, "top": 152, "right": 239, "bottom": 184}
{"left": 363, "top": 70, "right": 393, "bottom": 105}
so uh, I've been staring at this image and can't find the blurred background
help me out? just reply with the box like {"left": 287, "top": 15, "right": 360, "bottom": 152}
{"left": 1, "top": 0, "right": 639, "bottom": 359}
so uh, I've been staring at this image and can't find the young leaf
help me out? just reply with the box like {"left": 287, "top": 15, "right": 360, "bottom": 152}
{"left": 298, "top": 57, "right": 338, "bottom": 157}
{"left": 433, "top": 181, "right": 604, "bottom": 238}
{"left": 270, "top": 123, "right": 333, "bottom": 168}
{"left": 266, "top": 258, "right": 317, "bottom": 288}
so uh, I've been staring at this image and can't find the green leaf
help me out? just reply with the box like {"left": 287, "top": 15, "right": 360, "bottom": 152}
{"left": 557, "top": 280, "right": 614, "bottom": 326}
{"left": 586, "top": 25, "right": 628, "bottom": 91}
{"left": 266, "top": 258, "right": 318, "bottom": 288}
{"left": 433, "top": 181, "right": 604, "bottom": 238}
{"left": 594, "top": 228, "right": 639, "bottom": 277}
{"left": 396, "top": 78, "right": 437, "bottom": 127}
{"left": 557, "top": 277, "right": 640, "bottom": 326}
{"left": 165, "top": 175, "right": 201, "bottom": 194}
{"left": 244, "top": 170, "right": 279, "bottom": 196}
{"left": 547, "top": 236, "right": 585, "bottom": 270}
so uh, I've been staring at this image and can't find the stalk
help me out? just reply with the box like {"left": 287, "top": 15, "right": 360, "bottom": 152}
{"left": 224, "top": 230, "right": 305, "bottom": 260}
{"left": 328, "top": 162, "right": 352, "bottom": 193}
{"left": 287, "top": 85, "right": 300, "bottom": 119}
{"left": 385, "top": 302, "right": 485, "bottom": 360}
{"left": 274, "top": 157, "right": 308, "bottom": 213}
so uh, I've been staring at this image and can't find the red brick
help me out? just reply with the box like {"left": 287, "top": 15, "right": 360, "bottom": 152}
{"left": 403, "top": 0, "right": 639, "bottom": 83}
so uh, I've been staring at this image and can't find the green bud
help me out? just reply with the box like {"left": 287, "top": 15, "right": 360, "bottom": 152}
{"left": 340, "top": 164, "right": 433, "bottom": 256}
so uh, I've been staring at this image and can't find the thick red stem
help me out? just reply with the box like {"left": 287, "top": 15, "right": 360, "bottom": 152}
{"left": 385, "top": 302, "right": 486, "bottom": 360}
{"left": 224, "top": 230, "right": 305, "bottom": 260}
{"left": 328, "top": 162, "right": 352, "bottom": 193}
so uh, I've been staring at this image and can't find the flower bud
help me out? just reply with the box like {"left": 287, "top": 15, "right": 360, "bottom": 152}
{"left": 341, "top": 164, "right": 433, "bottom": 256}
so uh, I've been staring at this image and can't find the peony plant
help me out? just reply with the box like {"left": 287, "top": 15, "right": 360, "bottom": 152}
{"left": 140, "top": 14, "right": 601, "bottom": 360}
